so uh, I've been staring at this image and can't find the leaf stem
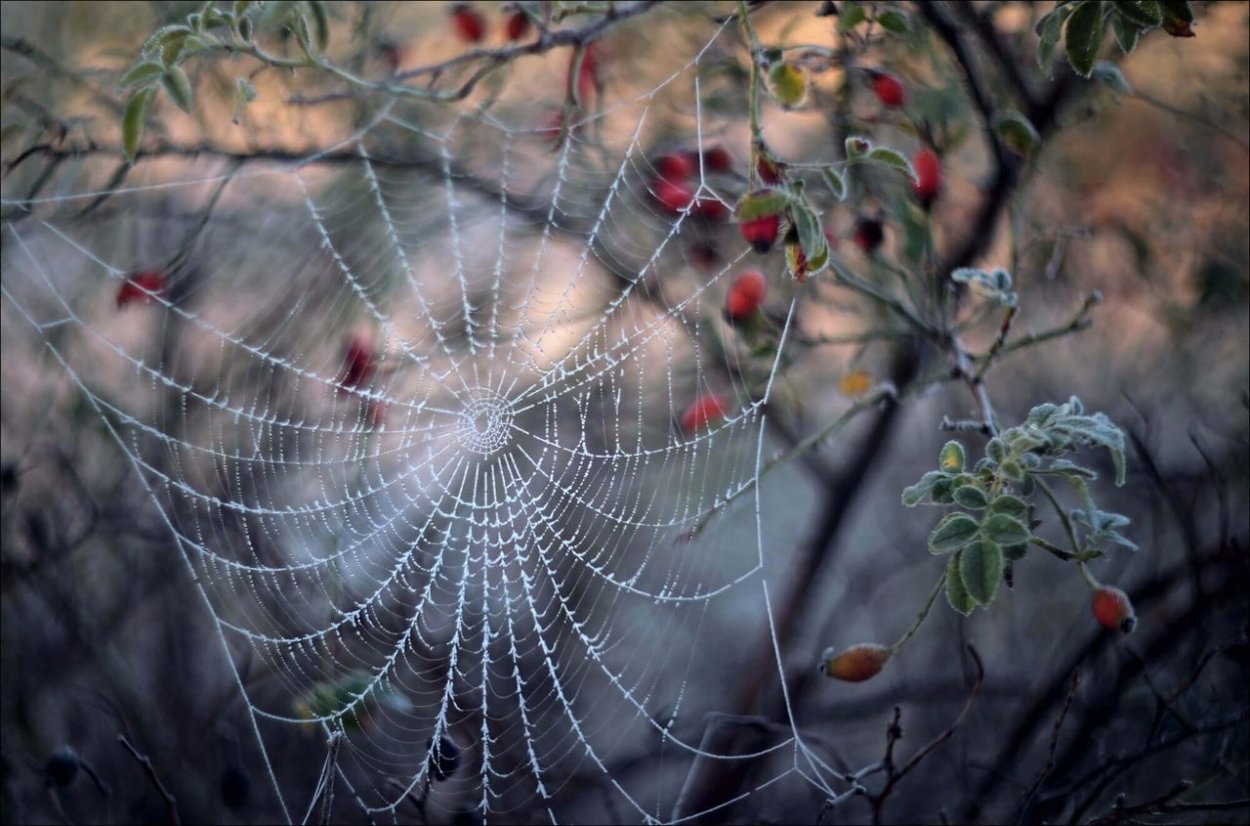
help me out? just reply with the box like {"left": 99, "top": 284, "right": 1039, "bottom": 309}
{"left": 891, "top": 572, "right": 947, "bottom": 654}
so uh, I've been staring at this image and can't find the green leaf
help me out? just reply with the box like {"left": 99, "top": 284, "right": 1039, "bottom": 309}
{"left": 866, "top": 146, "right": 917, "bottom": 182}
{"left": 939, "top": 440, "right": 965, "bottom": 473}
{"left": 1064, "top": 0, "right": 1107, "bottom": 78}
{"left": 1035, "top": 7, "right": 1071, "bottom": 71}
{"left": 768, "top": 61, "right": 808, "bottom": 108}
{"left": 953, "top": 486, "right": 989, "bottom": 509}
{"left": 305, "top": 0, "right": 330, "bottom": 51}
{"left": 791, "top": 203, "right": 827, "bottom": 263}
{"left": 822, "top": 167, "right": 847, "bottom": 201}
{"left": 258, "top": 0, "right": 299, "bottom": 31}
{"left": 1112, "top": 14, "right": 1143, "bottom": 51}
{"left": 1000, "top": 460, "right": 1025, "bottom": 481}
{"left": 876, "top": 9, "right": 910, "bottom": 34}
{"left": 161, "top": 66, "right": 194, "bottom": 113}
{"left": 931, "top": 478, "right": 955, "bottom": 504}
{"left": 735, "top": 189, "right": 788, "bottom": 222}
{"left": 987, "top": 495, "right": 1029, "bottom": 518}
{"left": 946, "top": 551, "right": 976, "bottom": 615}
{"left": 140, "top": 24, "right": 193, "bottom": 57}
{"left": 960, "top": 539, "right": 1003, "bottom": 605}
{"left": 838, "top": 3, "right": 868, "bottom": 32}
{"left": 929, "top": 513, "right": 980, "bottom": 554}
{"left": 122, "top": 87, "right": 155, "bottom": 163}
{"left": 1002, "top": 542, "right": 1029, "bottom": 561}
{"left": 1092, "top": 60, "right": 1134, "bottom": 92}
{"left": 1113, "top": 0, "right": 1162, "bottom": 26}
{"left": 120, "top": 61, "right": 165, "bottom": 88}
{"left": 994, "top": 110, "right": 1040, "bottom": 157}
{"left": 980, "top": 512, "right": 1031, "bottom": 545}
{"left": 902, "top": 470, "right": 946, "bottom": 507}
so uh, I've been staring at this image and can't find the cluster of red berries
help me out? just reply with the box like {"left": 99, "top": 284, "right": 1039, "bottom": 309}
{"left": 450, "top": 4, "right": 530, "bottom": 44}
{"left": 651, "top": 147, "right": 732, "bottom": 220}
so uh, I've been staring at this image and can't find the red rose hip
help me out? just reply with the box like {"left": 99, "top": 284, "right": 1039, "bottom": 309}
{"left": 911, "top": 147, "right": 942, "bottom": 207}
{"left": 450, "top": 5, "right": 486, "bottom": 43}
{"left": 1092, "top": 586, "right": 1136, "bottom": 633}
{"left": 872, "top": 73, "right": 906, "bottom": 108}
{"left": 725, "top": 269, "right": 767, "bottom": 320}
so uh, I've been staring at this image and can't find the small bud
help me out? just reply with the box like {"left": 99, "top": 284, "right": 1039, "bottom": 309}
{"left": 872, "top": 73, "right": 906, "bottom": 108}
{"left": 725, "top": 269, "right": 767, "bottom": 321}
{"left": 1092, "top": 586, "right": 1136, "bottom": 633}
{"left": 820, "top": 644, "right": 891, "bottom": 682}
{"left": 43, "top": 747, "right": 80, "bottom": 788}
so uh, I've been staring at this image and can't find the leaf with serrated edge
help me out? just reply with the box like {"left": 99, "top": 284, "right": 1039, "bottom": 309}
{"left": 946, "top": 551, "right": 976, "bottom": 615}
{"left": 980, "top": 513, "right": 1031, "bottom": 545}
{"left": 960, "top": 539, "right": 1003, "bottom": 605}
{"left": 123, "top": 87, "right": 155, "bottom": 163}
{"left": 929, "top": 513, "right": 980, "bottom": 554}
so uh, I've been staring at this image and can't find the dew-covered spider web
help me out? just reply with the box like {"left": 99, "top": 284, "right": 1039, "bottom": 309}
{"left": 2, "top": 8, "right": 846, "bottom": 823}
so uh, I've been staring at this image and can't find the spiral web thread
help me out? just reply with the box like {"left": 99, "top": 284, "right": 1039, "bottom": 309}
{"left": 1, "top": 14, "right": 846, "bottom": 823}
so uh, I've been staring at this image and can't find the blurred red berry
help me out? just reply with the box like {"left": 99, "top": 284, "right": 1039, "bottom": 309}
{"left": 574, "top": 42, "right": 599, "bottom": 101}
{"left": 339, "top": 336, "right": 376, "bottom": 392}
{"left": 504, "top": 10, "right": 530, "bottom": 41}
{"left": 739, "top": 212, "right": 780, "bottom": 254}
{"left": 701, "top": 145, "right": 733, "bottom": 173}
{"left": 725, "top": 269, "right": 767, "bottom": 320}
{"left": 116, "top": 270, "right": 167, "bottom": 307}
{"left": 655, "top": 178, "right": 695, "bottom": 214}
{"left": 680, "top": 392, "right": 729, "bottom": 434}
{"left": 657, "top": 151, "right": 695, "bottom": 183}
{"left": 450, "top": 5, "right": 486, "bottom": 43}
{"left": 756, "top": 154, "right": 784, "bottom": 185}
{"left": 911, "top": 147, "right": 942, "bottom": 207}
{"left": 872, "top": 73, "right": 906, "bottom": 108}
{"left": 852, "top": 215, "right": 884, "bottom": 254}
{"left": 1092, "top": 586, "right": 1137, "bottom": 633}
{"left": 692, "top": 197, "right": 729, "bottom": 221}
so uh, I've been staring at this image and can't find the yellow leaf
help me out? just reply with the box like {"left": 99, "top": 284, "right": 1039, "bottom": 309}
{"left": 767, "top": 62, "right": 808, "bottom": 109}
{"left": 838, "top": 370, "right": 873, "bottom": 397}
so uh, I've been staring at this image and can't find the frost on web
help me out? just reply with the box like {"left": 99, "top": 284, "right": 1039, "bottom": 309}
{"left": 1, "top": 9, "right": 843, "bottom": 823}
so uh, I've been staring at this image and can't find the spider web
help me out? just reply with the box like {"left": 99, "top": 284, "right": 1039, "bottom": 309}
{"left": 1, "top": 10, "right": 845, "bottom": 823}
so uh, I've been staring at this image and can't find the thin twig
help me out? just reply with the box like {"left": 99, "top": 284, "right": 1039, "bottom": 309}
{"left": 1017, "top": 669, "right": 1079, "bottom": 821}
{"left": 869, "top": 646, "right": 985, "bottom": 825}
{"left": 117, "top": 735, "right": 181, "bottom": 826}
